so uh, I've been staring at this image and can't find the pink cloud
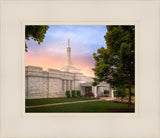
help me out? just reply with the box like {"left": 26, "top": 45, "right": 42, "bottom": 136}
{"left": 25, "top": 51, "right": 95, "bottom": 76}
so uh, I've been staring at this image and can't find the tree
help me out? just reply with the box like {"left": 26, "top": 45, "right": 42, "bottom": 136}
{"left": 92, "top": 25, "right": 135, "bottom": 108}
{"left": 25, "top": 25, "right": 49, "bottom": 52}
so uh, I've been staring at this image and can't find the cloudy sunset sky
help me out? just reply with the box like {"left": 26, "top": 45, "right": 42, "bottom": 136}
{"left": 25, "top": 25, "right": 107, "bottom": 76}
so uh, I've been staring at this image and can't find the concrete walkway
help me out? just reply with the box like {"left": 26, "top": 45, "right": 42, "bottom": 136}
{"left": 26, "top": 99, "right": 102, "bottom": 109}
{"left": 100, "top": 97, "right": 116, "bottom": 100}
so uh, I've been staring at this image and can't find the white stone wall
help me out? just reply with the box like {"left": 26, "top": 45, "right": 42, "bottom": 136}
{"left": 25, "top": 67, "right": 49, "bottom": 99}
{"left": 25, "top": 66, "right": 85, "bottom": 99}
{"left": 25, "top": 66, "right": 112, "bottom": 99}
{"left": 42, "top": 71, "right": 49, "bottom": 98}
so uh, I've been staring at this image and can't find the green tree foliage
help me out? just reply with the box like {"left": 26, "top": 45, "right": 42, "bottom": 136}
{"left": 92, "top": 25, "right": 135, "bottom": 107}
{"left": 25, "top": 25, "right": 49, "bottom": 52}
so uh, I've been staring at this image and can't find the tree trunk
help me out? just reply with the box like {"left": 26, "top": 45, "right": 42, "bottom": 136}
{"left": 128, "top": 83, "right": 132, "bottom": 108}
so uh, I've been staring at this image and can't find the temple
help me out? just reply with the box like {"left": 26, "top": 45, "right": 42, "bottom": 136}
{"left": 25, "top": 39, "right": 114, "bottom": 99}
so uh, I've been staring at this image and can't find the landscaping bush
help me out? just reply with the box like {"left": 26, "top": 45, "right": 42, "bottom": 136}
{"left": 104, "top": 90, "right": 109, "bottom": 94}
{"left": 76, "top": 90, "right": 81, "bottom": 97}
{"left": 114, "top": 87, "right": 127, "bottom": 102}
{"left": 85, "top": 92, "right": 94, "bottom": 97}
{"left": 72, "top": 90, "right": 76, "bottom": 97}
{"left": 65, "top": 90, "right": 70, "bottom": 98}
{"left": 104, "top": 90, "right": 109, "bottom": 97}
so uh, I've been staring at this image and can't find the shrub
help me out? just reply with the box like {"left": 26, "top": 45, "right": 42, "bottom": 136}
{"left": 65, "top": 90, "right": 70, "bottom": 98}
{"left": 72, "top": 90, "right": 76, "bottom": 97}
{"left": 85, "top": 92, "right": 94, "bottom": 97}
{"left": 76, "top": 90, "right": 81, "bottom": 97}
{"left": 104, "top": 90, "right": 109, "bottom": 94}
{"left": 114, "top": 87, "right": 127, "bottom": 102}
{"left": 115, "top": 88, "right": 126, "bottom": 97}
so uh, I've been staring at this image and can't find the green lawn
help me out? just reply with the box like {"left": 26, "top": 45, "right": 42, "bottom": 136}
{"left": 26, "top": 97, "right": 98, "bottom": 106}
{"left": 26, "top": 100, "right": 134, "bottom": 113}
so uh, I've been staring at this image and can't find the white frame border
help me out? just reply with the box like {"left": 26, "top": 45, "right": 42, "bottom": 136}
{"left": 1, "top": 1, "right": 159, "bottom": 138}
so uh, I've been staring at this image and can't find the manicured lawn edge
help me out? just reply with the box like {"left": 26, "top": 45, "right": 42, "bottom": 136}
{"left": 26, "top": 97, "right": 98, "bottom": 106}
{"left": 26, "top": 100, "right": 135, "bottom": 113}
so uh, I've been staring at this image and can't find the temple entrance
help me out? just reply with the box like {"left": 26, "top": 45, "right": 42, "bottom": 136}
{"left": 85, "top": 87, "right": 92, "bottom": 94}
{"left": 97, "top": 86, "right": 104, "bottom": 97}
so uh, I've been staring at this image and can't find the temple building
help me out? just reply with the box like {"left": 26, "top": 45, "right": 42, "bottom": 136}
{"left": 25, "top": 39, "right": 114, "bottom": 99}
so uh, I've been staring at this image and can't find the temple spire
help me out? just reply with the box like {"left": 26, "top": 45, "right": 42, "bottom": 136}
{"left": 60, "top": 38, "right": 80, "bottom": 73}
{"left": 68, "top": 38, "right": 70, "bottom": 47}
{"left": 66, "top": 38, "right": 72, "bottom": 66}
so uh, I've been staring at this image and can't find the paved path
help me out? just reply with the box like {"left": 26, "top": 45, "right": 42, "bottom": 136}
{"left": 26, "top": 99, "right": 102, "bottom": 109}
{"left": 100, "top": 97, "right": 116, "bottom": 100}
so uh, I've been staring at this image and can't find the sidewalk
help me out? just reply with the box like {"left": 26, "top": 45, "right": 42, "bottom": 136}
{"left": 99, "top": 97, "right": 116, "bottom": 101}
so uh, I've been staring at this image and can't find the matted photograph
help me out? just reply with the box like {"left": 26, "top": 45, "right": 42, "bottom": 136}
{"left": 25, "top": 25, "right": 135, "bottom": 113}
{"left": 1, "top": 0, "right": 160, "bottom": 137}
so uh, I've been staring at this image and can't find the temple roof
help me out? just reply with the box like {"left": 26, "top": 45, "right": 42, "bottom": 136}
{"left": 60, "top": 65, "right": 80, "bottom": 73}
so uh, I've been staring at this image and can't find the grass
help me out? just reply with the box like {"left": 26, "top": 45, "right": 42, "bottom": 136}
{"left": 25, "top": 97, "right": 98, "bottom": 106}
{"left": 26, "top": 100, "right": 135, "bottom": 113}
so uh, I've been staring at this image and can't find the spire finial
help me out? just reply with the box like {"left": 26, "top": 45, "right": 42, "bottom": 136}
{"left": 68, "top": 38, "right": 70, "bottom": 47}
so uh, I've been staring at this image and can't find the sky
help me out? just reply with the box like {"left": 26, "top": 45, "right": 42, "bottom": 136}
{"left": 25, "top": 25, "right": 107, "bottom": 76}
